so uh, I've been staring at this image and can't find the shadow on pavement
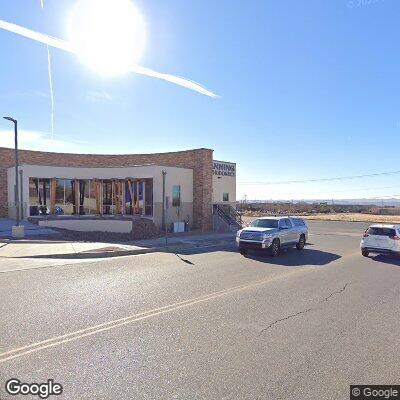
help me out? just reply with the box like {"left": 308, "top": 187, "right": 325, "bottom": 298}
{"left": 176, "top": 244, "right": 341, "bottom": 267}
{"left": 243, "top": 248, "right": 341, "bottom": 266}
{"left": 8, "top": 240, "right": 237, "bottom": 260}
{"left": 370, "top": 254, "right": 400, "bottom": 266}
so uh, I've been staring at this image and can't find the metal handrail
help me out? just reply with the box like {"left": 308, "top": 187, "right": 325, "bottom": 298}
{"left": 214, "top": 204, "right": 242, "bottom": 228}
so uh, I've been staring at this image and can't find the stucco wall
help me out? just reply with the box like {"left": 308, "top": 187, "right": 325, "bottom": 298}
{"left": 8, "top": 164, "right": 194, "bottom": 228}
{"left": 39, "top": 219, "right": 133, "bottom": 233}
{"left": 212, "top": 160, "right": 236, "bottom": 207}
{"left": 0, "top": 147, "right": 213, "bottom": 230}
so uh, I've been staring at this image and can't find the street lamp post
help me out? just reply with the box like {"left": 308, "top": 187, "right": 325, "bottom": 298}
{"left": 3, "top": 117, "right": 20, "bottom": 227}
{"left": 3, "top": 116, "right": 24, "bottom": 238}
{"left": 161, "top": 170, "right": 167, "bottom": 245}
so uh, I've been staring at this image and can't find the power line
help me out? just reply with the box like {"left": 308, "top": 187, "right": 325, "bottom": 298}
{"left": 238, "top": 170, "right": 400, "bottom": 185}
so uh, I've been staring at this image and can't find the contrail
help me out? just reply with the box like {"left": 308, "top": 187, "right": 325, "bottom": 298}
{"left": 40, "top": 0, "right": 55, "bottom": 139}
{"left": 0, "top": 20, "right": 74, "bottom": 52}
{"left": 46, "top": 46, "right": 55, "bottom": 139}
{"left": 0, "top": 18, "right": 218, "bottom": 98}
{"left": 132, "top": 65, "right": 218, "bottom": 98}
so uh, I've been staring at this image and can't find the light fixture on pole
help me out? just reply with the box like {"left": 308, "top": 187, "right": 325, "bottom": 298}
{"left": 3, "top": 117, "right": 19, "bottom": 224}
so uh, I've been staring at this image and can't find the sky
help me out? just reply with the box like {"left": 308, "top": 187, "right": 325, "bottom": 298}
{"left": 1, "top": 0, "right": 400, "bottom": 201}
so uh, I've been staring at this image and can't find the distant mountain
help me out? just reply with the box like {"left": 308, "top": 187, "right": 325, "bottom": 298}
{"left": 244, "top": 199, "right": 400, "bottom": 206}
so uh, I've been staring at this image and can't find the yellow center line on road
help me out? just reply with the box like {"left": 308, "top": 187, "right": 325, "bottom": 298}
{"left": 0, "top": 252, "right": 360, "bottom": 364}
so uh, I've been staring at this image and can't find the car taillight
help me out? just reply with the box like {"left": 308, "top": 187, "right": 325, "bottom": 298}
{"left": 390, "top": 235, "right": 400, "bottom": 240}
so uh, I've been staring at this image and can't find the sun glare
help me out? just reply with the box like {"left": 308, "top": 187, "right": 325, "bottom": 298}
{"left": 67, "top": 0, "right": 146, "bottom": 76}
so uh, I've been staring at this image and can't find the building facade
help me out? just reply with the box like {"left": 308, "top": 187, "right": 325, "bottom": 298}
{"left": 212, "top": 160, "right": 236, "bottom": 208}
{"left": 0, "top": 147, "right": 236, "bottom": 231}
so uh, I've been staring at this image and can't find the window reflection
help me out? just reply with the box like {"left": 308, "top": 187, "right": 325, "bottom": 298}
{"left": 28, "top": 177, "right": 153, "bottom": 217}
{"left": 28, "top": 178, "right": 50, "bottom": 216}
{"left": 102, "top": 180, "right": 113, "bottom": 215}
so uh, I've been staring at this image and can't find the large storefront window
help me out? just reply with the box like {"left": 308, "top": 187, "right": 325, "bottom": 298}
{"left": 28, "top": 177, "right": 153, "bottom": 217}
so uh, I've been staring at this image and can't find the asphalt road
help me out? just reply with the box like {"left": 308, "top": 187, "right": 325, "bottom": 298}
{"left": 1, "top": 221, "right": 400, "bottom": 399}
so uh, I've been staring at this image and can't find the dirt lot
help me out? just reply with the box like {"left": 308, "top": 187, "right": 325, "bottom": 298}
{"left": 242, "top": 213, "right": 400, "bottom": 225}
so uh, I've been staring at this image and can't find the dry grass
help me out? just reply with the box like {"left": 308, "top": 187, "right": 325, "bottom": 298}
{"left": 242, "top": 213, "right": 400, "bottom": 224}
{"left": 302, "top": 213, "right": 400, "bottom": 223}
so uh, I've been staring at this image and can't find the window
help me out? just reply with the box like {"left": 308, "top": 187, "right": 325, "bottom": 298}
{"left": 54, "top": 179, "right": 93, "bottom": 215}
{"left": 80, "top": 180, "right": 90, "bottom": 215}
{"left": 55, "top": 179, "right": 65, "bottom": 204}
{"left": 292, "top": 218, "right": 306, "bottom": 227}
{"left": 29, "top": 178, "right": 39, "bottom": 204}
{"left": 279, "top": 219, "right": 291, "bottom": 229}
{"left": 125, "top": 179, "right": 145, "bottom": 215}
{"left": 144, "top": 178, "right": 153, "bottom": 216}
{"left": 102, "top": 180, "right": 113, "bottom": 214}
{"left": 366, "top": 227, "right": 396, "bottom": 237}
{"left": 54, "top": 179, "right": 66, "bottom": 215}
{"left": 250, "top": 219, "right": 279, "bottom": 228}
{"left": 172, "top": 185, "right": 181, "bottom": 207}
{"left": 223, "top": 192, "right": 229, "bottom": 202}
{"left": 29, "top": 178, "right": 39, "bottom": 216}
{"left": 137, "top": 181, "right": 144, "bottom": 214}
{"left": 63, "top": 180, "right": 75, "bottom": 215}
{"left": 28, "top": 178, "right": 50, "bottom": 216}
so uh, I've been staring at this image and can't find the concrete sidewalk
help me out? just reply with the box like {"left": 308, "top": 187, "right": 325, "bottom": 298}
{"left": 0, "top": 218, "right": 58, "bottom": 238}
{"left": 0, "top": 232, "right": 235, "bottom": 260}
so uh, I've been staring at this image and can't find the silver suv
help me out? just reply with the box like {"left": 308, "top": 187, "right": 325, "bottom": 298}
{"left": 236, "top": 216, "right": 308, "bottom": 256}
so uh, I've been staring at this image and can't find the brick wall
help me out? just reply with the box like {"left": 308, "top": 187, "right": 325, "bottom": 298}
{"left": 0, "top": 147, "right": 214, "bottom": 231}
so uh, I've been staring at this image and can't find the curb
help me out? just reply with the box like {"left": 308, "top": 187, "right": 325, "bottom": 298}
{"left": 4, "top": 239, "right": 235, "bottom": 260}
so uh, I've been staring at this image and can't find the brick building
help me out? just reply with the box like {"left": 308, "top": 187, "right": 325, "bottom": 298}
{"left": 0, "top": 147, "right": 236, "bottom": 232}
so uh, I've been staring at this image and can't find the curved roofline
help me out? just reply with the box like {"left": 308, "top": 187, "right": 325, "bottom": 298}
{"left": 0, "top": 146, "right": 213, "bottom": 157}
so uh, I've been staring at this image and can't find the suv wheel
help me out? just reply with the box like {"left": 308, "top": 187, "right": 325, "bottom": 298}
{"left": 361, "top": 249, "right": 369, "bottom": 257}
{"left": 296, "top": 235, "right": 305, "bottom": 251}
{"left": 240, "top": 249, "right": 247, "bottom": 256}
{"left": 269, "top": 239, "right": 280, "bottom": 257}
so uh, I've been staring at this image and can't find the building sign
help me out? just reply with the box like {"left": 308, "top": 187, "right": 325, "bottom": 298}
{"left": 213, "top": 161, "right": 236, "bottom": 177}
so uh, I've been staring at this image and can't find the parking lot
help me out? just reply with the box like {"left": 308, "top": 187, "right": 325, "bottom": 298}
{"left": 1, "top": 220, "right": 400, "bottom": 399}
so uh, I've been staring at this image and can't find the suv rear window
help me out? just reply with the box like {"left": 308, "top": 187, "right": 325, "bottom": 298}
{"left": 366, "top": 227, "right": 396, "bottom": 237}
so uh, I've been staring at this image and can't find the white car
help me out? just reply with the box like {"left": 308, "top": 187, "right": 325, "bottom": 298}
{"left": 360, "top": 224, "right": 400, "bottom": 257}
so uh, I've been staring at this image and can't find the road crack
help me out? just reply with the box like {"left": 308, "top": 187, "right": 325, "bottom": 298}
{"left": 260, "top": 282, "right": 350, "bottom": 334}
{"left": 320, "top": 282, "right": 349, "bottom": 303}
{"left": 260, "top": 308, "right": 313, "bottom": 334}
